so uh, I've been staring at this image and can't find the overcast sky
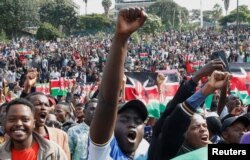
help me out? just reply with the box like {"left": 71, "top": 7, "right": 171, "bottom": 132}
{"left": 73, "top": 0, "right": 250, "bottom": 15}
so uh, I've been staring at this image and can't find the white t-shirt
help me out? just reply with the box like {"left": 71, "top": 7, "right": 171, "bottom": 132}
{"left": 87, "top": 135, "right": 148, "bottom": 160}
{"left": 50, "top": 71, "right": 61, "bottom": 79}
{"left": 41, "top": 59, "right": 48, "bottom": 69}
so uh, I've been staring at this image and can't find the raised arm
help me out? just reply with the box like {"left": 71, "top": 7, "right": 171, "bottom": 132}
{"left": 149, "top": 71, "right": 231, "bottom": 160}
{"left": 152, "top": 59, "right": 226, "bottom": 136}
{"left": 217, "top": 84, "right": 228, "bottom": 116}
{"left": 20, "top": 68, "right": 38, "bottom": 98}
{"left": 90, "top": 8, "right": 147, "bottom": 145}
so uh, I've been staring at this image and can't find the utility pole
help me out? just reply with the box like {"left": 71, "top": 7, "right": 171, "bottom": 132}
{"left": 173, "top": 9, "right": 176, "bottom": 29}
{"left": 83, "top": 0, "right": 87, "bottom": 15}
{"left": 236, "top": 0, "right": 239, "bottom": 54}
{"left": 200, "top": 0, "right": 203, "bottom": 28}
{"left": 179, "top": 10, "right": 182, "bottom": 32}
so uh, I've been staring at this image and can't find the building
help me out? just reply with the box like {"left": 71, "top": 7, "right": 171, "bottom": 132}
{"left": 115, "top": 0, "right": 156, "bottom": 15}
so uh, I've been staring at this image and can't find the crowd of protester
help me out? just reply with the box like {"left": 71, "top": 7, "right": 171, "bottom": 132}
{"left": 0, "top": 7, "right": 250, "bottom": 160}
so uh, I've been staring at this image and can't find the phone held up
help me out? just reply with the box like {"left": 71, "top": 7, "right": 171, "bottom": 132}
{"left": 210, "top": 50, "right": 230, "bottom": 72}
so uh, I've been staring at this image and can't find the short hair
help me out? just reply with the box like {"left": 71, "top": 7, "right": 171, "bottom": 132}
{"left": 25, "top": 92, "right": 46, "bottom": 101}
{"left": 85, "top": 98, "right": 98, "bottom": 109}
{"left": 57, "top": 102, "right": 74, "bottom": 119}
{"left": 57, "top": 102, "right": 70, "bottom": 107}
{"left": 6, "top": 98, "right": 35, "bottom": 114}
{"left": 57, "top": 102, "right": 71, "bottom": 112}
{"left": 0, "top": 102, "right": 8, "bottom": 113}
{"left": 75, "top": 103, "right": 85, "bottom": 108}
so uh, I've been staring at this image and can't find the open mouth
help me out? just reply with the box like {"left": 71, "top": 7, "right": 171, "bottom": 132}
{"left": 127, "top": 130, "right": 137, "bottom": 143}
{"left": 40, "top": 112, "right": 47, "bottom": 119}
{"left": 38, "top": 112, "right": 47, "bottom": 123}
{"left": 200, "top": 135, "right": 209, "bottom": 143}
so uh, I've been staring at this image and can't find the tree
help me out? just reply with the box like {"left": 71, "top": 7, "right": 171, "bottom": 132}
{"left": 130, "top": 32, "right": 140, "bottom": 44}
{"left": 189, "top": 9, "right": 200, "bottom": 22}
{"left": 190, "top": 9, "right": 213, "bottom": 23}
{"left": 203, "top": 10, "right": 213, "bottom": 23}
{"left": 212, "top": 3, "right": 223, "bottom": 23}
{"left": 102, "top": 0, "right": 112, "bottom": 16}
{"left": 139, "top": 14, "right": 163, "bottom": 35}
{"left": 39, "top": 2, "right": 77, "bottom": 35}
{"left": 0, "top": 29, "right": 8, "bottom": 43}
{"left": 77, "top": 14, "right": 115, "bottom": 34}
{"left": 219, "top": 5, "right": 250, "bottom": 25}
{"left": 0, "top": 0, "right": 39, "bottom": 39}
{"left": 147, "top": 1, "right": 189, "bottom": 29}
{"left": 36, "top": 22, "right": 63, "bottom": 40}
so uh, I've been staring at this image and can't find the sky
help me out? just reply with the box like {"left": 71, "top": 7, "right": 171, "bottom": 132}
{"left": 73, "top": 0, "right": 250, "bottom": 15}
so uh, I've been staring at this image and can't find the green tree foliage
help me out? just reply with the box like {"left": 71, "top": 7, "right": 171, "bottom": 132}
{"left": 189, "top": 9, "right": 200, "bottom": 22}
{"left": 203, "top": 10, "right": 213, "bottom": 23}
{"left": 130, "top": 32, "right": 140, "bottom": 44}
{"left": 102, "top": 0, "right": 112, "bottom": 16}
{"left": 0, "top": 0, "right": 39, "bottom": 39}
{"left": 36, "top": 22, "right": 63, "bottom": 40}
{"left": 77, "top": 14, "right": 115, "bottom": 34}
{"left": 139, "top": 14, "right": 163, "bottom": 35}
{"left": 190, "top": 4, "right": 222, "bottom": 24}
{"left": 147, "top": 0, "right": 189, "bottom": 30}
{"left": 0, "top": 29, "right": 9, "bottom": 43}
{"left": 181, "top": 23, "right": 200, "bottom": 31}
{"left": 212, "top": 3, "right": 223, "bottom": 23}
{"left": 220, "top": 5, "right": 250, "bottom": 25}
{"left": 39, "top": 2, "right": 77, "bottom": 35}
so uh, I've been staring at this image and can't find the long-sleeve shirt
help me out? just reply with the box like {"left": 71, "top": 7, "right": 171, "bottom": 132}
{"left": 148, "top": 79, "right": 208, "bottom": 160}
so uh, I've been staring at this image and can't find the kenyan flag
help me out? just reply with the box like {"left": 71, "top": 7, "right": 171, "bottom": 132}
{"left": 230, "top": 67, "right": 250, "bottom": 105}
{"left": 50, "top": 78, "right": 75, "bottom": 96}
{"left": 35, "top": 83, "right": 50, "bottom": 95}
{"left": 139, "top": 52, "right": 148, "bottom": 60}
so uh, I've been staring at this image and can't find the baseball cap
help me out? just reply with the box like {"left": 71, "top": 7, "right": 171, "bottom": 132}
{"left": 47, "top": 95, "right": 58, "bottom": 106}
{"left": 221, "top": 116, "right": 250, "bottom": 132}
{"left": 118, "top": 99, "right": 148, "bottom": 122}
{"left": 206, "top": 116, "right": 222, "bottom": 135}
